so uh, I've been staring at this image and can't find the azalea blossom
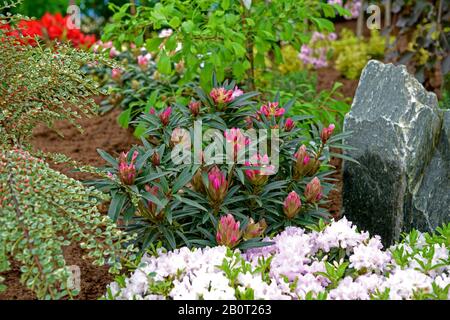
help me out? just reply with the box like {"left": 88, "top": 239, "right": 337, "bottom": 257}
{"left": 105, "top": 217, "right": 450, "bottom": 300}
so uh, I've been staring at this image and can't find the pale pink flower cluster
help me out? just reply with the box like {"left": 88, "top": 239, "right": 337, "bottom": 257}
{"left": 345, "top": 0, "right": 362, "bottom": 19}
{"left": 298, "top": 32, "right": 336, "bottom": 68}
{"left": 349, "top": 236, "right": 391, "bottom": 272}
{"left": 105, "top": 218, "right": 450, "bottom": 300}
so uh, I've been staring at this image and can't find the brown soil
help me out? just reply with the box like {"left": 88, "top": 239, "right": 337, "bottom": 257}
{"left": 316, "top": 66, "right": 359, "bottom": 99}
{"left": 31, "top": 108, "right": 138, "bottom": 180}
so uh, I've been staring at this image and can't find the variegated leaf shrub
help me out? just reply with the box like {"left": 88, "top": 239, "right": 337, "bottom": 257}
{"left": 0, "top": 3, "right": 135, "bottom": 299}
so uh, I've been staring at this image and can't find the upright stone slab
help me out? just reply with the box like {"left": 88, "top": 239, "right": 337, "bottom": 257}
{"left": 407, "top": 111, "right": 450, "bottom": 231}
{"left": 342, "top": 60, "right": 446, "bottom": 246}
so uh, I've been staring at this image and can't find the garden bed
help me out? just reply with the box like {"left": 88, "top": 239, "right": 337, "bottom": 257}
{"left": 1, "top": 1, "right": 447, "bottom": 301}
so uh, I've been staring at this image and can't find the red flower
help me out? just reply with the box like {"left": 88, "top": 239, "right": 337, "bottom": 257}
{"left": 4, "top": 13, "right": 97, "bottom": 48}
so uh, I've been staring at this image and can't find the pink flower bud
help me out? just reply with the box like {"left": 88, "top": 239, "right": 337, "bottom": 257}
{"left": 188, "top": 101, "right": 201, "bottom": 117}
{"left": 111, "top": 68, "right": 122, "bottom": 81}
{"left": 149, "top": 107, "right": 156, "bottom": 115}
{"left": 109, "top": 47, "right": 119, "bottom": 58}
{"left": 207, "top": 166, "right": 228, "bottom": 203}
{"left": 118, "top": 150, "right": 138, "bottom": 185}
{"left": 284, "top": 118, "right": 295, "bottom": 131}
{"left": 320, "top": 124, "right": 335, "bottom": 144}
{"left": 293, "top": 145, "right": 320, "bottom": 179}
{"left": 224, "top": 128, "right": 250, "bottom": 160}
{"left": 304, "top": 177, "right": 323, "bottom": 203}
{"left": 159, "top": 106, "right": 172, "bottom": 126}
{"left": 258, "top": 102, "right": 285, "bottom": 118}
{"left": 244, "top": 154, "right": 275, "bottom": 187}
{"left": 232, "top": 86, "right": 244, "bottom": 99}
{"left": 210, "top": 87, "right": 234, "bottom": 104}
{"left": 216, "top": 214, "right": 241, "bottom": 248}
{"left": 243, "top": 218, "right": 267, "bottom": 240}
{"left": 283, "top": 191, "right": 302, "bottom": 219}
{"left": 137, "top": 53, "right": 151, "bottom": 69}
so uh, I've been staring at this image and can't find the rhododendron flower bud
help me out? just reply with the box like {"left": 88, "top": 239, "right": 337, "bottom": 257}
{"left": 118, "top": 151, "right": 138, "bottom": 185}
{"left": 111, "top": 68, "right": 122, "bottom": 81}
{"left": 284, "top": 118, "right": 295, "bottom": 131}
{"left": 149, "top": 107, "right": 156, "bottom": 115}
{"left": 109, "top": 47, "right": 119, "bottom": 58}
{"left": 207, "top": 166, "right": 228, "bottom": 203}
{"left": 232, "top": 86, "right": 244, "bottom": 99}
{"left": 244, "top": 154, "right": 275, "bottom": 187}
{"left": 243, "top": 218, "right": 267, "bottom": 240}
{"left": 216, "top": 214, "right": 241, "bottom": 248}
{"left": 159, "top": 106, "right": 172, "bottom": 126}
{"left": 304, "top": 177, "right": 323, "bottom": 203}
{"left": 224, "top": 128, "right": 250, "bottom": 160}
{"left": 189, "top": 101, "right": 201, "bottom": 117}
{"left": 283, "top": 191, "right": 302, "bottom": 219}
{"left": 131, "top": 80, "right": 140, "bottom": 90}
{"left": 191, "top": 169, "right": 206, "bottom": 193}
{"left": 320, "top": 124, "right": 335, "bottom": 144}
{"left": 293, "top": 145, "right": 321, "bottom": 179}
{"left": 294, "top": 145, "right": 310, "bottom": 176}
{"left": 151, "top": 152, "right": 160, "bottom": 166}
{"left": 259, "top": 102, "right": 285, "bottom": 118}
{"left": 144, "top": 184, "right": 159, "bottom": 218}
{"left": 210, "top": 87, "right": 234, "bottom": 105}
{"left": 137, "top": 53, "right": 151, "bottom": 69}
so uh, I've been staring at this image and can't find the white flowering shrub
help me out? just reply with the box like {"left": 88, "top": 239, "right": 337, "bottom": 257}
{"left": 104, "top": 217, "right": 450, "bottom": 300}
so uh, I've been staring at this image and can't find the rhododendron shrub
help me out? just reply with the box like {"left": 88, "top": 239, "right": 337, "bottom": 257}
{"left": 91, "top": 77, "right": 354, "bottom": 250}
{"left": 104, "top": 218, "right": 450, "bottom": 300}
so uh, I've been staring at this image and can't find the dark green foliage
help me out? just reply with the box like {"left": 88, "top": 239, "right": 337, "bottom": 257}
{"left": 90, "top": 76, "right": 354, "bottom": 251}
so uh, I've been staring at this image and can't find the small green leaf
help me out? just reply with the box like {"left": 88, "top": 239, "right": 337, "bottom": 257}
{"left": 157, "top": 52, "right": 171, "bottom": 74}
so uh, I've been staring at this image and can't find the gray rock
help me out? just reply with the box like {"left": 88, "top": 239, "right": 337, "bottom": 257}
{"left": 407, "top": 111, "right": 450, "bottom": 231}
{"left": 342, "top": 60, "right": 448, "bottom": 245}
